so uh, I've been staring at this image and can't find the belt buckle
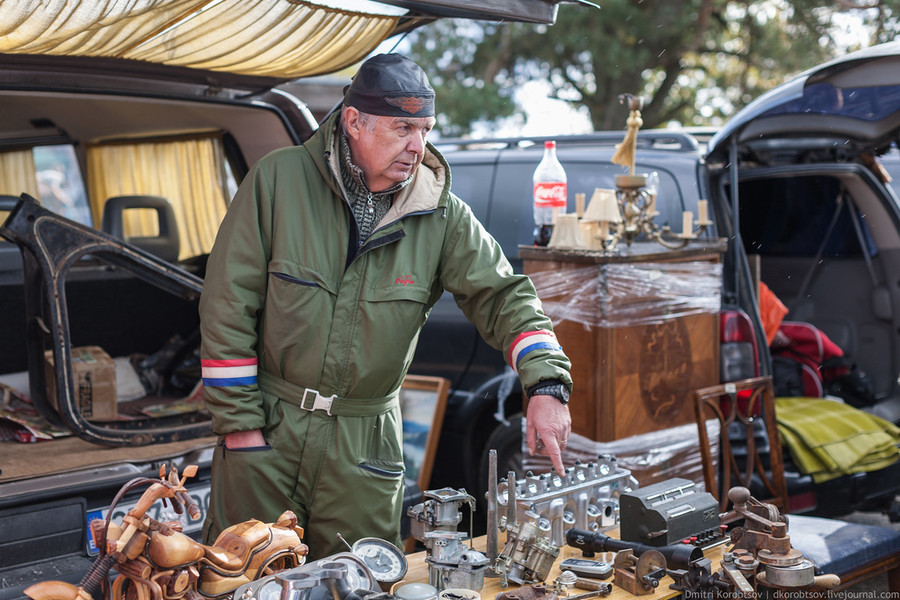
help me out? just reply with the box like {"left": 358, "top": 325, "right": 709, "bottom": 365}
{"left": 301, "top": 388, "right": 335, "bottom": 416}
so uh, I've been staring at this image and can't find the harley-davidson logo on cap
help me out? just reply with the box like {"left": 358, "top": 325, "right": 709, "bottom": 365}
{"left": 385, "top": 96, "right": 432, "bottom": 115}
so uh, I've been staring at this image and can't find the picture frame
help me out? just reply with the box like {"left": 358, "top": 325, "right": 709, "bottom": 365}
{"left": 399, "top": 374, "right": 450, "bottom": 492}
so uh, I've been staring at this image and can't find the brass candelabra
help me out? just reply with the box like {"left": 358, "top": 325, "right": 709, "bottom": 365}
{"left": 583, "top": 172, "right": 711, "bottom": 252}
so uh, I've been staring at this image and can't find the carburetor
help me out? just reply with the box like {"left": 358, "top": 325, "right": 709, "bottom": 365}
{"left": 407, "top": 487, "right": 490, "bottom": 592}
{"left": 494, "top": 515, "right": 560, "bottom": 588}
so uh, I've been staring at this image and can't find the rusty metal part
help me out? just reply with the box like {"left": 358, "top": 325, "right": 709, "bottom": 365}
{"left": 0, "top": 194, "right": 209, "bottom": 446}
{"left": 571, "top": 580, "right": 611, "bottom": 596}
{"left": 667, "top": 557, "right": 733, "bottom": 596}
{"left": 612, "top": 549, "right": 666, "bottom": 596}
{"left": 724, "top": 486, "right": 843, "bottom": 593}
{"left": 561, "top": 588, "right": 610, "bottom": 600}
{"left": 720, "top": 552, "right": 757, "bottom": 598}
{"left": 496, "top": 584, "right": 554, "bottom": 600}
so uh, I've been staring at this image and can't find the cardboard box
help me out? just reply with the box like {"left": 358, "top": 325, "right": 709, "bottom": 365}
{"left": 45, "top": 346, "right": 117, "bottom": 421}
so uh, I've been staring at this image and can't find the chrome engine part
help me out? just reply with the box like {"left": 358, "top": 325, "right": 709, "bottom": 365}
{"left": 234, "top": 553, "right": 380, "bottom": 600}
{"left": 490, "top": 455, "right": 636, "bottom": 548}
{"left": 408, "top": 488, "right": 490, "bottom": 592}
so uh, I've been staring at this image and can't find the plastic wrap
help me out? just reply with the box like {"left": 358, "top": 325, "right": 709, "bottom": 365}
{"left": 522, "top": 420, "right": 720, "bottom": 490}
{"left": 528, "top": 261, "right": 722, "bottom": 328}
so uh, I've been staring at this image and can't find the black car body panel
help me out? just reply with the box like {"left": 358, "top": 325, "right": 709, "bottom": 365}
{"left": 703, "top": 41, "right": 900, "bottom": 515}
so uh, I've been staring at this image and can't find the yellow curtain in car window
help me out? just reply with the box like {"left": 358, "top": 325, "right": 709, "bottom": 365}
{"left": 0, "top": 149, "right": 40, "bottom": 199}
{"left": 86, "top": 135, "right": 229, "bottom": 260}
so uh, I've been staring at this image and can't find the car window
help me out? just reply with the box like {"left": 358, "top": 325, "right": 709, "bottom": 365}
{"left": 763, "top": 82, "right": 900, "bottom": 122}
{"left": 0, "top": 144, "right": 96, "bottom": 227}
{"left": 483, "top": 155, "right": 699, "bottom": 260}
{"left": 34, "top": 145, "right": 93, "bottom": 227}
{"left": 738, "top": 175, "right": 876, "bottom": 258}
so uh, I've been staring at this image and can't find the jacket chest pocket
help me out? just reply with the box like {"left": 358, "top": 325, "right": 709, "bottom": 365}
{"left": 358, "top": 283, "right": 433, "bottom": 346}
{"left": 265, "top": 259, "right": 337, "bottom": 349}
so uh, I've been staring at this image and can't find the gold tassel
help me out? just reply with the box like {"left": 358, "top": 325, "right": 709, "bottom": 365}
{"left": 611, "top": 109, "right": 643, "bottom": 175}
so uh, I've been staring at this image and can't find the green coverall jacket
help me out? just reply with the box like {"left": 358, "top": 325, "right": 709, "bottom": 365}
{"left": 199, "top": 111, "right": 571, "bottom": 557}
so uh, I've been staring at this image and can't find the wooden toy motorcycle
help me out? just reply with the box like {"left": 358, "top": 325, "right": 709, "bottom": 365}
{"left": 25, "top": 465, "right": 308, "bottom": 600}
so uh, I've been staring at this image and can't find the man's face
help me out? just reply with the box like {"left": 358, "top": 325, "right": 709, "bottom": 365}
{"left": 345, "top": 107, "right": 435, "bottom": 192}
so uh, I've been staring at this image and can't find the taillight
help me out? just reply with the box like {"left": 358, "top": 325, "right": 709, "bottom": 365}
{"left": 720, "top": 309, "right": 760, "bottom": 382}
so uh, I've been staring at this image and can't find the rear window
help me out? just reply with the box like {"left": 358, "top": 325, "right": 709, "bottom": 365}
{"left": 763, "top": 82, "right": 900, "bottom": 122}
{"left": 35, "top": 145, "right": 92, "bottom": 227}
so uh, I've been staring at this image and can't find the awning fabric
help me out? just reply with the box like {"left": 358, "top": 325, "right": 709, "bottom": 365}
{"left": 0, "top": 0, "right": 405, "bottom": 78}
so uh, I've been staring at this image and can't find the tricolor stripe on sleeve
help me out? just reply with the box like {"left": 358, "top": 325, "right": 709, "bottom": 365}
{"left": 508, "top": 330, "right": 561, "bottom": 373}
{"left": 201, "top": 358, "right": 258, "bottom": 387}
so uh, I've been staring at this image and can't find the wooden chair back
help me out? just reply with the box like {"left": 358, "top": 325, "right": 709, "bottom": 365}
{"left": 693, "top": 375, "right": 789, "bottom": 513}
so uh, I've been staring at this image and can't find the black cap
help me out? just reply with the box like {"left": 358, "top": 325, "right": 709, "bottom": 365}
{"left": 343, "top": 54, "right": 435, "bottom": 118}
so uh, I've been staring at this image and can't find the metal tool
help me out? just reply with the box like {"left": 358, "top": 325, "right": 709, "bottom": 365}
{"left": 667, "top": 556, "right": 735, "bottom": 596}
{"left": 564, "top": 528, "right": 702, "bottom": 571}
{"left": 554, "top": 571, "right": 612, "bottom": 596}
{"left": 486, "top": 450, "right": 499, "bottom": 566}
{"left": 726, "top": 486, "right": 841, "bottom": 592}
{"left": 612, "top": 549, "right": 667, "bottom": 596}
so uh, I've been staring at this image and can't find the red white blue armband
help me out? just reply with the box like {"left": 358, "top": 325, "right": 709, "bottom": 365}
{"left": 201, "top": 358, "right": 258, "bottom": 387}
{"left": 507, "top": 330, "right": 561, "bottom": 373}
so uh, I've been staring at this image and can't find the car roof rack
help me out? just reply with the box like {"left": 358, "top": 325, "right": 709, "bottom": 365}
{"left": 433, "top": 129, "right": 703, "bottom": 153}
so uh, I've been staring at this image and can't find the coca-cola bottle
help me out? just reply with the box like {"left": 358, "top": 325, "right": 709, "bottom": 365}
{"left": 532, "top": 140, "right": 567, "bottom": 246}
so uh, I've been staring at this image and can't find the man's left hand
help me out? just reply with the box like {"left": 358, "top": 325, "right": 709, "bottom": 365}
{"left": 525, "top": 395, "right": 572, "bottom": 476}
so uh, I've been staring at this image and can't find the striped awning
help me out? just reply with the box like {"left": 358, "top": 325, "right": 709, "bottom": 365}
{"left": 0, "top": 0, "right": 407, "bottom": 79}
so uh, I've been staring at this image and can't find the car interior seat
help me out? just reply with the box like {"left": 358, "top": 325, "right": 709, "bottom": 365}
{"left": 693, "top": 377, "right": 900, "bottom": 594}
{"left": 101, "top": 195, "right": 180, "bottom": 263}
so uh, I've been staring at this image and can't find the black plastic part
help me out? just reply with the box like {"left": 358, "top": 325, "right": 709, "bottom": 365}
{"left": 565, "top": 528, "right": 703, "bottom": 571}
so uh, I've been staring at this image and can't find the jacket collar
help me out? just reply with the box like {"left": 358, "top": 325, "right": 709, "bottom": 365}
{"left": 312, "top": 111, "right": 450, "bottom": 223}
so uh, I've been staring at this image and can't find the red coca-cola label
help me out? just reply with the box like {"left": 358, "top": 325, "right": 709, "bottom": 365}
{"left": 533, "top": 182, "right": 567, "bottom": 208}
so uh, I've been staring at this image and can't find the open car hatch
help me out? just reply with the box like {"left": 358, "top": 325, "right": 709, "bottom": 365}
{"left": 707, "top": 40, "right": 900, "bottom": 164}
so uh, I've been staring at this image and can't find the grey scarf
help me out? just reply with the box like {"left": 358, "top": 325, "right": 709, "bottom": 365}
{"left": 340, "top": 133, "right": 412, "bottom": 244}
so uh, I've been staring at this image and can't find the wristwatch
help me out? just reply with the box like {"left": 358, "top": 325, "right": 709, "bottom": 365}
{"left": 529, "top": 382, "right": 570, "bottom": 405}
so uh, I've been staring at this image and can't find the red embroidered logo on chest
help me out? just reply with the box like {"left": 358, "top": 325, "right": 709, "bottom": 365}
{"left": 395, "top": 275, "right": 415, "bottom": 285}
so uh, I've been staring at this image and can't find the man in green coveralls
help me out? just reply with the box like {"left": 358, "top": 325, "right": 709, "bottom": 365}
{"left": 200, "top": 54, "right": 573, "bottom": 560}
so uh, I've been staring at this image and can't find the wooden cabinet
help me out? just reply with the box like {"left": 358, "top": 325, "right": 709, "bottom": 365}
{"left": 520, "top": 241, "right": 726, "bottom": 442}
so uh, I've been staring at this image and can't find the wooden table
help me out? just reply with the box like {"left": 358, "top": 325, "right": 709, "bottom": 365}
{"left": 402, "top": 532, "right": 727, "bottom": 600}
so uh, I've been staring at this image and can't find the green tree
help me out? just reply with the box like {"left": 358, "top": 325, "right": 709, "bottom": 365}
{"left": 407, "top": 1, "right": 896, "bottom": 135}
